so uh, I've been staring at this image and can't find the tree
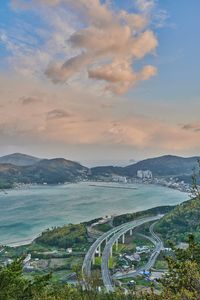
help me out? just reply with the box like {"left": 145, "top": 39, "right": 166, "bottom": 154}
{"left": 0, "top": 259, "right": 51, "bottom": 300}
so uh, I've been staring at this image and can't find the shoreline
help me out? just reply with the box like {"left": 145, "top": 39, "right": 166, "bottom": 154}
{"left": 89, "top": 184, "right": 137, "bottom": 190}
{"left": 1, "top": 180, "right": 190, "bottom": 194}
{"left": 0, "top": 182, "right": 188, "bottom": 248}
{"left": 2, "top": 236, "right": 38, "bottom": 248}
{"left": 2, "top": 205, "right": 183, "bottom": 249}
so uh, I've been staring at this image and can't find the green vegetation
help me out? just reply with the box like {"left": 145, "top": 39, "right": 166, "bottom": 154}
{"left": 1, "top": 162, "right": 200, "bottom": 298}
{"left": 1, "top": 235, "right": 200, "bottom": 299}
{"left": 94, "top": 256, "right": 102, "bottom": 266}
{"left": 95, "top": 223, "right": 113, "bottom": 232}
{"left": 0, "top": 180, "right": 12, "bottom": 189}
{"left": 154, "top": 258, "right": 168, "bottom": 270}
{"left": 113, "top": 206, "right": 174, "bottom": 226}
{"left": 35, "top": 224, "right": 88, "bottom": 248}
{"left": 156, "top": 162, "right": 200, "bottom": 243}
{"left": 156, "top": 197, "right": 200, "bottom": 242}
{"left": 0, "top": 158, "right": 88, "bottom": 185}
{"left": 154, "top": 235, "right": 200, "bottom": 300}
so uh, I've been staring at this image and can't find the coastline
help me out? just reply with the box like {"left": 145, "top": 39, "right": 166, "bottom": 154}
{"left": 5, "top": 238, "right": 35, "bottom": 248}
{"left": 1, "top": 178, "right": 191, "bottom": 194}
{"left": 89, "top": 184, "right": 137, "bottom": 190}
{"left": 0, "top": 182, "right": 188, "bottom": 248}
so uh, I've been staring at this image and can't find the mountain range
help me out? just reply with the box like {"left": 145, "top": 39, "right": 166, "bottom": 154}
{"left": 0, "top": 155, "right": 88, "bottom": 186}
{"left": 90, "top": 155, "right": 200, "bottom": 184}
{"left": 0, "top": 153, "right": 199, "bottom": 187}
{"left": 0, "top": 153, "right": 41, "bottom": 166}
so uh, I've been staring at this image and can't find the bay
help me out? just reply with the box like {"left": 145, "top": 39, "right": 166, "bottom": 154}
{"left": 0, "top": 182, "right": 188, "bottom": 246}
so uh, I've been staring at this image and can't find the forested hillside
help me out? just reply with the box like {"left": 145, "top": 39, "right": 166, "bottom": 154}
{"left": 0, "top": 158, "right": 88, "bottom": 185}
{"left": 156, "top": 196, "right": 200, "bottom": 242}
{"left": 35, "top": 224, "right": 88, "bottom": 248}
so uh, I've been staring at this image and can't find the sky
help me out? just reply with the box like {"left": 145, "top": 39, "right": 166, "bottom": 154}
{"left": 0, "top": 0, "right": 200, "bottom": 166}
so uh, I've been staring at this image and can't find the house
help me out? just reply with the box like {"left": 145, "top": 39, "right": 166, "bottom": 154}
{"left": 112, "top": 175, "right": 127, "bottom": 183}
{"left": 125, "top": 253, "right": 141, "bottom": 262}
{"left": 122, "top": 265, "right": 130, "bottom": 271}
{"left": 163, "top": 247, "right": 172, "bottom": 252}
{"left": 137, "top": 170, "right": 153, "bottom": 180}
{"left": 128, "top": 280, "right": 135, "bottom": 287}
{"left": 23, "top": 254, "right": 31, "bottom": 265}
{"left": 66, "top": 248, "right": 73, "bottom": 254}
{"left": 136, "top": 246, "right": 150, "bottom": 254}
{"left": 23, "top": 265, "right": 34, "bottom": 272}
{"left": 4, "top": 258, "right": 13, "bottom": 266}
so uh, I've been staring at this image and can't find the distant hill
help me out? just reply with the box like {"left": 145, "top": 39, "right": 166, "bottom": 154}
{"left": 124, "top": 155, "right": 200, "bottom": 176}
{"left": 0, "top": 153, "right": 41, "bottom": 166}
{"left": 90, "top": 165, "right": 124, "bottom": 177}
{"left": 0, "top": 158, "right": 88, "bottom": 185}
{"left": 0, "top": 153, "right": 199, "bottom": 187}
{"left": 156, "top": 196, "right": 200, "bottom": 243}
{"left": 91, "top": 155, "right": 200, "bottom": 180}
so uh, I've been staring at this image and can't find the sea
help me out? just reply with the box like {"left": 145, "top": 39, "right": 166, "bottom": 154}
{"left": 0, "top": 182, "right": 188, "bottom": 246}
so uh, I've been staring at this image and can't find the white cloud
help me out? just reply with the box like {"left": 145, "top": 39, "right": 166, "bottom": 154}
{"left": 44, "top": 0, "right": 158, "bottom": 94}
{"left": 8, "top": 0, "right": 158, "bottom": 94}
{"left": 136, "top": 0, "right": 155, "bottom": 13}
{"left": 2, "top": 5, "right": 75, "bottom": 77}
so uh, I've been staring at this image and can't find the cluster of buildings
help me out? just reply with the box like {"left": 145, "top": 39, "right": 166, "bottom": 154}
{"left": 134, "top": 169, "right": 190, "bottom": 192}
{"left": 152, "top": 177, "right": 191, "bottom": 192}
{"left": 108, "top": 168, "right": 190, "bottom": 193}
{"left": 137, "top": 170, "right": 153, "bottom": 180}
{"left": 112, "top": 175, "right": 128, "bottom": 183}
{"left": 136, "top": 245, "right": 151, "bottom": 254}
{"left": 117, "top": 245, "right": 151, "bottom": 272}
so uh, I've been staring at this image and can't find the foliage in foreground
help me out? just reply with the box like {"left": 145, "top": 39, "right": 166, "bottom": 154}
{"left": 1, "top": 235, "right": 200, "bottom": 300}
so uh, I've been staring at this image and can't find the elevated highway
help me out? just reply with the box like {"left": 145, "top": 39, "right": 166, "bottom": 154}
{"left": 101, "top": 215, "right": 162, "bottom": 292}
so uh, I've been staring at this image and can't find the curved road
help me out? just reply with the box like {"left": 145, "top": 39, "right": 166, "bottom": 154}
{"left": 113, "top": 222, "right": 163, "bottom": 281}
{"left": 82, "top": 221, "right": 138, "bottom": 278}
{"left": 145, "top": 222, "right": 163, "bottom": 270}
{"left": 101, "top": 215, "right": 162, "bottom": 292}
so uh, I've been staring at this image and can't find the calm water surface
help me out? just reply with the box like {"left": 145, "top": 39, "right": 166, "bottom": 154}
{"left": 0, "top": 182, "right": 188, "bottom": 246}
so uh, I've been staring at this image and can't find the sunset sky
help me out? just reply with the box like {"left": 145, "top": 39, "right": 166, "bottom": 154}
{"left": 0, "top": 0, "right": 200, "bottom": 166}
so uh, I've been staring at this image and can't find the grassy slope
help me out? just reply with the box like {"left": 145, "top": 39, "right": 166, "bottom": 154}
{"left": 156, "top": 197, "right": 200, "bottom": 242}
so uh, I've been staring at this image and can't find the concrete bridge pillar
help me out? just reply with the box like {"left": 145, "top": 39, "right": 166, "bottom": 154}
{"left": 98, "top": 245, "right": 101, "bottom": 257}
{"left": 130, "top": 229, "right": 133, "bottom": 236}
{"left": 116, "top": 239, "right": 118, "bottom": 251}
{"left": 110, "top": 246, "right": 113, "bottom": 258}
{"left": 122, "top": 233, "right": 125, "bottom": 244}
{"left": 92, "top": 255, "right": 95, "bottom": 265}
{"left": 106, "top": 237, "right": 108, "bottom": 244}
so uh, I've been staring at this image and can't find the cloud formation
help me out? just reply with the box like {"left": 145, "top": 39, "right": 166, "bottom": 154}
{"left": 8, "top": 0, "right": 159, "bottom": 94}
{"left": 182, "top": 123, "right": 200, "bottom": 132}
{"left": 20, "top": 96, "right": 42, "bottom": 105}
{"left": 20, "top": 0, "right": 157, "bottom": 94}
{"left": 136, "top": 0, "right": 155, "bottom": 13}
{"left": 1, "top": 73, "right": 200, "bottom": 159}
{"left": 47, "top": 109, "right": 71, "bottom": 119}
